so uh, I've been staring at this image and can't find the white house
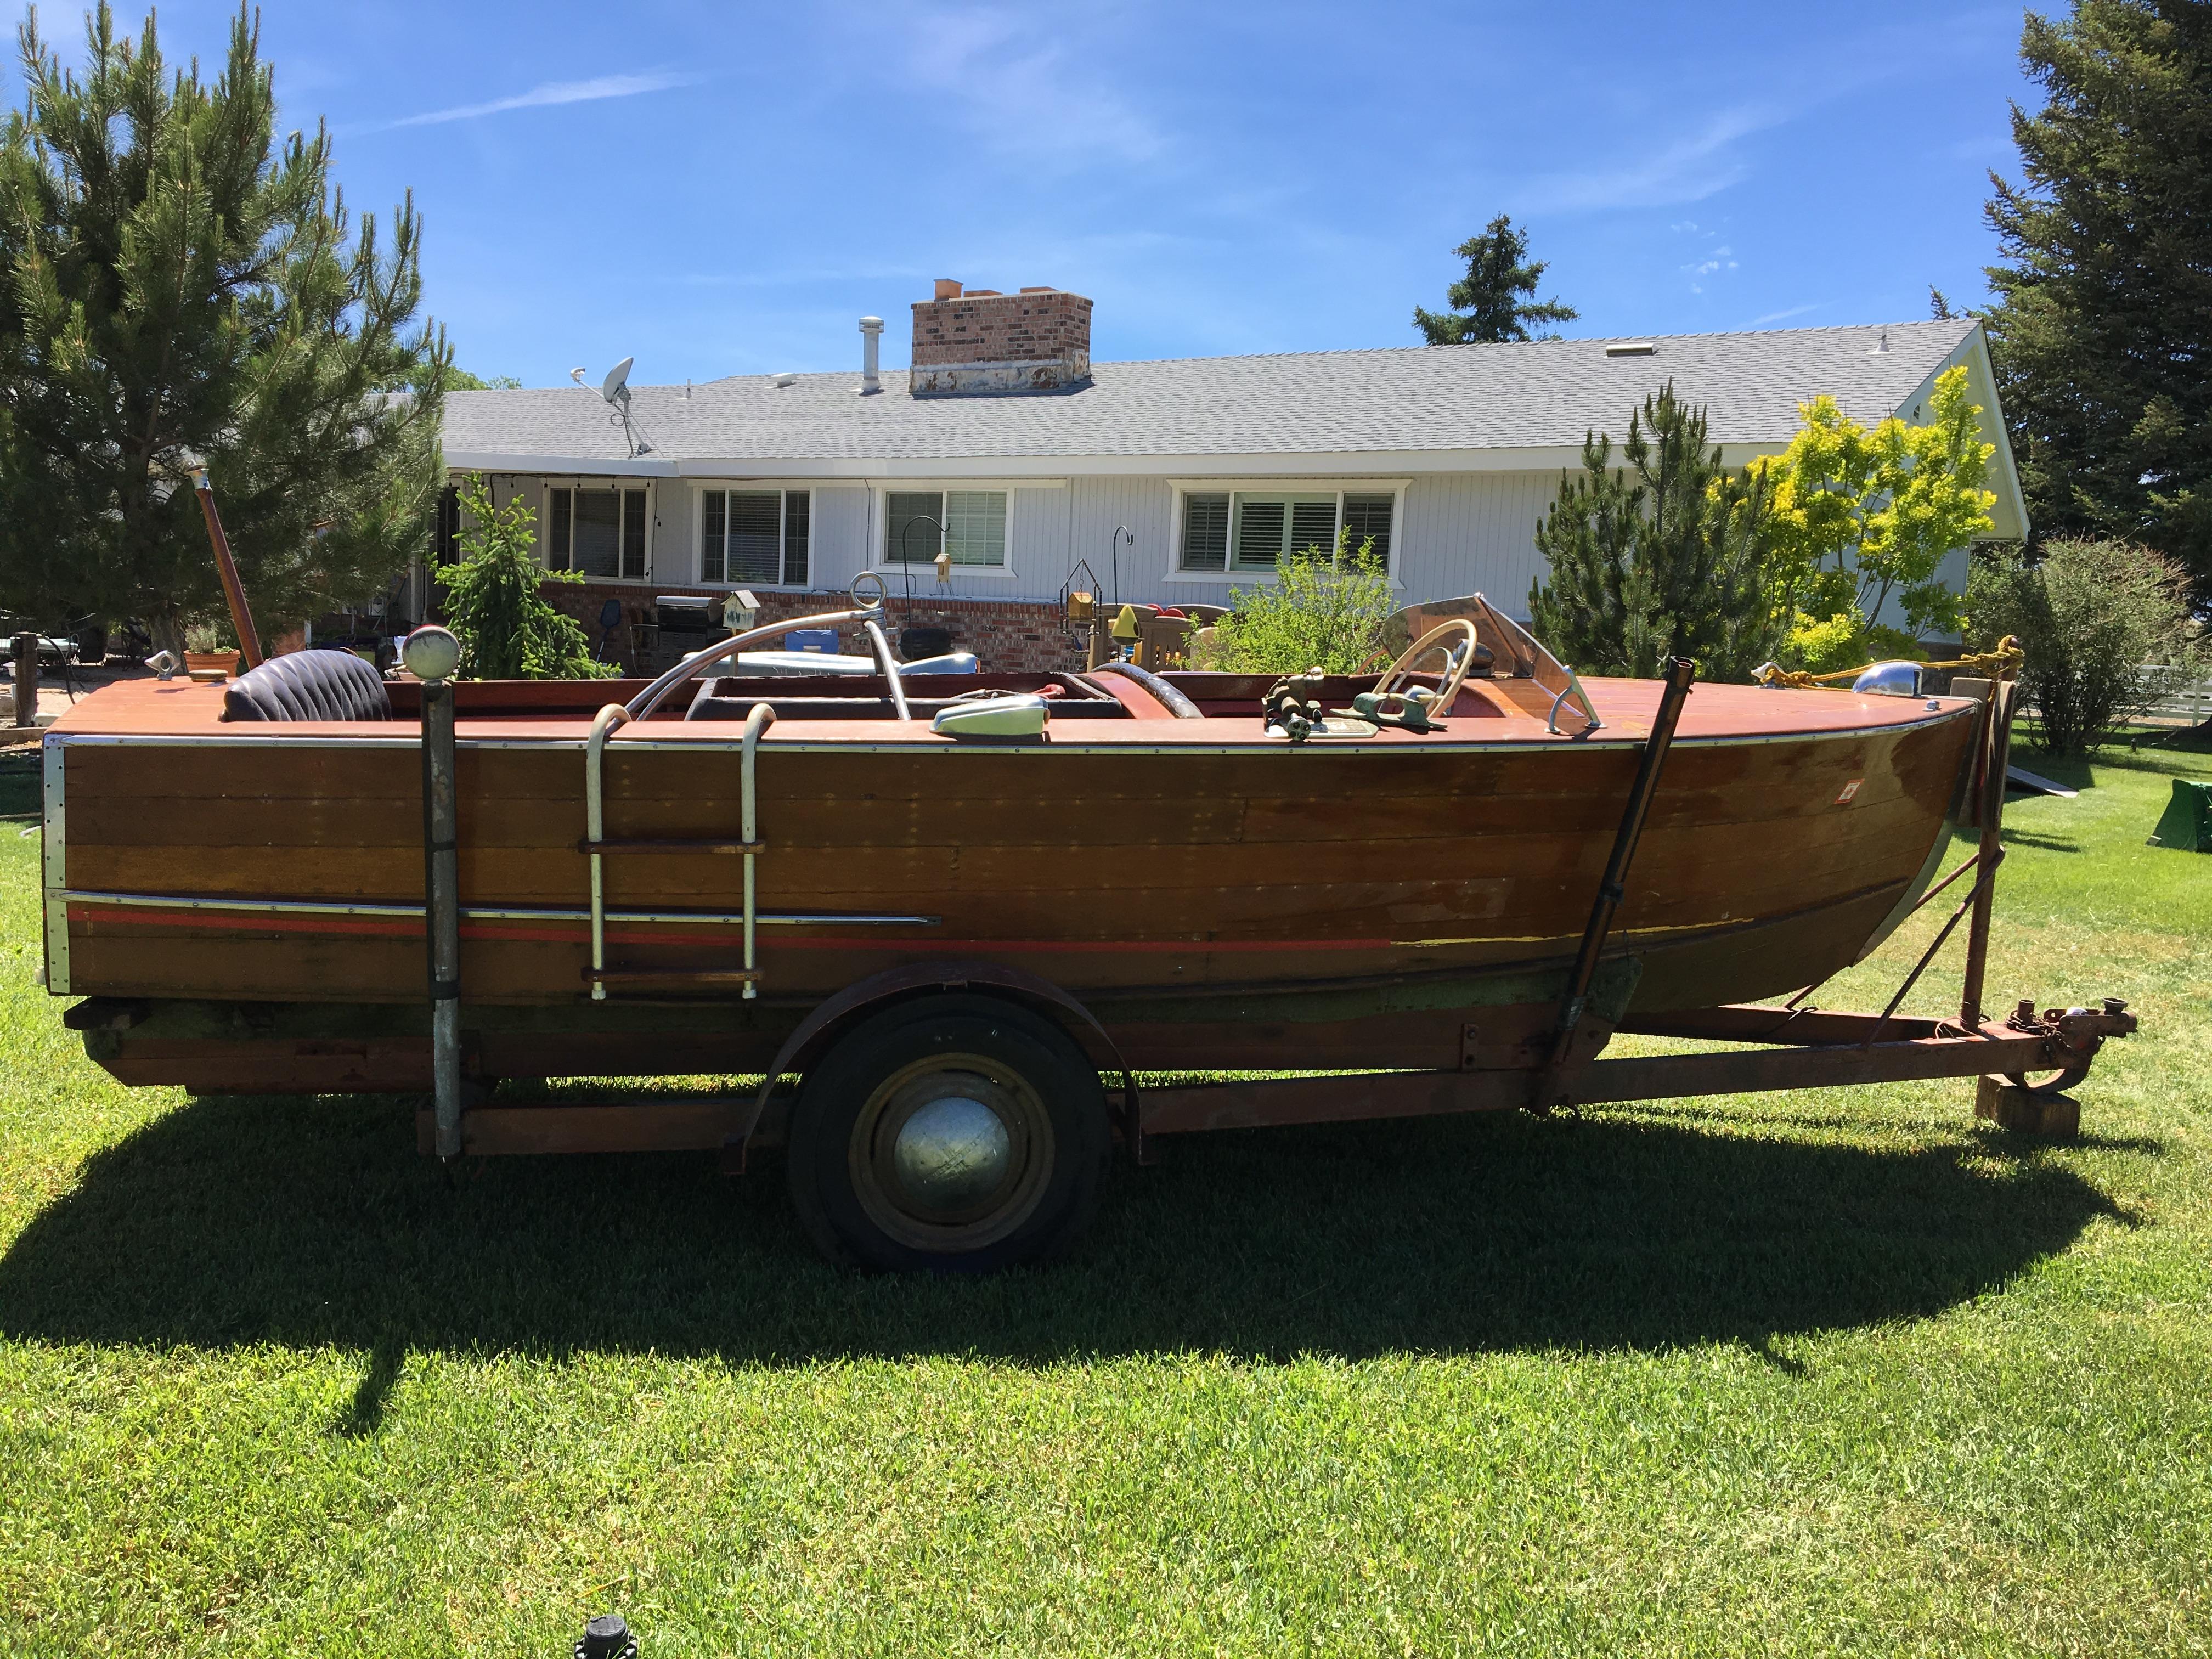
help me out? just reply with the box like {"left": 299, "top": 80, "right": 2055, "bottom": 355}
{"left": 438, "top": 283, "right": 2026, "bottom": 670}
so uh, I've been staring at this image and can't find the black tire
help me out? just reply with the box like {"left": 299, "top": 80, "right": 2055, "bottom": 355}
{"left": 785, "top": 994, "right": 1110, "bottom": 1272}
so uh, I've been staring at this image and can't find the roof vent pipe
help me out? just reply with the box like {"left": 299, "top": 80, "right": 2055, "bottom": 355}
{"left": 858, "top": 316, "right": 884, "bottom": 396}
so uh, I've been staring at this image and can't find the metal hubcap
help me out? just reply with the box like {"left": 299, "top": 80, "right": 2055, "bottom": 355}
{"left": 851, "top": 1054, "right": 1054, "bottom": 1252}
{"left": 891, "top": 1092, "right": 1013, "bottom": 1216}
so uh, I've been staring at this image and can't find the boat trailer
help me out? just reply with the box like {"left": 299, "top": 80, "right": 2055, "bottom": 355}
{"left": 362, "top": 656, "right": 2136, "bottom": 1161}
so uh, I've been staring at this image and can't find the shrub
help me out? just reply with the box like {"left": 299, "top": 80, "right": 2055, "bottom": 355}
{"left": 1759, "top": 365, "right": 1998, "bottom": 672}
{"left": 435, "top": 475, "right": 615, "bottom": 680}
{"left": 1967, "top": 538, "right": 2202, "bottom": 754}
{"left": 1193, "top": 534, "right": 1397, "bottom": 674}
{"left": 1527, "top": 383, "right": 1781, "bottom": 682}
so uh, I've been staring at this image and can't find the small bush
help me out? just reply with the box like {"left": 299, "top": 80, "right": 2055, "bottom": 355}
{"left": 1194, "top": 535, "right": 1396, "bottom": 674}
{"left": 436, "top": 476, "right": 616, "bottom": 680}
{"left": 1967, "top": 538, "right": 2201, "bottom": 754}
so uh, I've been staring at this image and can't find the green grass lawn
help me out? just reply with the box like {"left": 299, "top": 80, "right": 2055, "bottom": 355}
{"left": 2, "top": 739, "right": 2208, "bottom": 1656}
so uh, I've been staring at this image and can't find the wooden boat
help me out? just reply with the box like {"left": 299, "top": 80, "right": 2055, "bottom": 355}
{"left": 46, "top": 588, "right": 2112, "bottom": 1269}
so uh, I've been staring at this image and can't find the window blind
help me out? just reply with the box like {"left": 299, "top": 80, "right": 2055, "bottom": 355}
{"left": 1342, "top": 494, "right": 1394, "bottom": 562}
{"left": 783, "top": 491, "right": 810, "bottom": 586}
{"left": 725, "top": 492, "right": 781, "bottom": 585}
{"left": 571, "top": 490, "right": 623, "bottom": 578}
{"left": 699, "top": 492, "right": 726, "bottom": 583}
{"left": 885, "top": 490, "right": 1007, "bottom": 567}
{"left": 886, "top": 492, "right": 943, "bottom": 563}
{"left": 700, "top": 489, "right": 812, "bottom": 585}
{"left": 622, "top": 492, "right": 646, "bottom": 579}
{"left": 1290, "top": 499, "right": 1338, "bottom": 558}
{"left": 1235, "top": 498, "right": 1286, "bottom": 568}
{"left": 944, "top": 490, "right": 1007, "bottom": 566}
{"left": 1181, "top": 494, "right": 1229, "bottom": 571}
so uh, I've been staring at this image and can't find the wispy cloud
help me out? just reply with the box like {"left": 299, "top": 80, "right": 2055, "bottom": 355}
{"left": 896, "top": 7, "right": 1165, "bottom": 167}
{"left": 387, "top": 70, "right": 699, "bottom": 129}
{"left": 1753, "top": 303, "right": 1821, "bottom": 325}
{"left": 1517, "top": 12, "right": 2007, "bottom": 219}
{"left": 1517, "top": 106, "right": 1781, "bottom": 213}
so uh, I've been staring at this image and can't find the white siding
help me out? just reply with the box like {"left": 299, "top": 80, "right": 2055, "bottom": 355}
{"left": 1071, "top": 476, "right": 1177, "bottom": 610}
{"left": 454, "top": 468, "right": 1581, "bottom": 611}
{"left": 808, "top": 484, "right": 872, "bottom": 592}
{"left": 1396, "top": 472, "right": 1560, "bottom": 620}
{"left": 452, "top": 460, "right": 1968, "bottom": 640}
{"left": 1062, "top": 470, "right": 1564, "bottom": 618}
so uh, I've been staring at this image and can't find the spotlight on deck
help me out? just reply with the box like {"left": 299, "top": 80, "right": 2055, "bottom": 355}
{"left": 402, "top": 625, "right": 460, "bottom": 684}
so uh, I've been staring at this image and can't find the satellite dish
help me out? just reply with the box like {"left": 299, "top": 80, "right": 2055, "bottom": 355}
{"left": 601, "top": 357, "right": 635, "bottom": 405}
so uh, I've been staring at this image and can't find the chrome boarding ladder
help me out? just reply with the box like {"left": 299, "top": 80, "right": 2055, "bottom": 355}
{"left": 582, "top": 576, "right": 916, "bottom": 1000}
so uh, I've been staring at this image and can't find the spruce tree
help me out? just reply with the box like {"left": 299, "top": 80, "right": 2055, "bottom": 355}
{"left": 1528, "top": 385, "right": 1781, "bottom": 681}
{"left": 436, "top": 477, "right": 614, "bottom": 680}
{"left": 0, "top": 4, "right": 449, "bottom": 646}
{"left": 1413, "top": 215, "right": 1578, "bottom": 345}
{"left": 1983, "top": 0, "right": 2212, "bottom": 603}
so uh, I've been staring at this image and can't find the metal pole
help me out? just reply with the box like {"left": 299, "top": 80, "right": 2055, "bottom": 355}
{"left": 189, "top": 469, "right": 264, "bottom": 670}
{"left": 404, "top": 627, "right": 465, "bottom": 1158}
{"left": 740, "top": 701, "right": 776, "bottom": 1000}
{"left": 1533, "top": 654, "right": 1698, "bottom": 1109}
{"left": 1959, "top": 678, "right": 2016, "bottom": 1028}
{"left": 10, "top": 633, "right": 36, "bottom": 727}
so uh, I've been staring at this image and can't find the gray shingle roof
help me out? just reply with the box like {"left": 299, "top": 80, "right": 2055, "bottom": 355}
{"left": 442, "top": 319, "right": 1980, "bottom": 466}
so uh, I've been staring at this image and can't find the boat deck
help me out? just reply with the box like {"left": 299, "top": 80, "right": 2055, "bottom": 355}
{"left": 46, "top": 669, "right": 1975, "bottom": 751}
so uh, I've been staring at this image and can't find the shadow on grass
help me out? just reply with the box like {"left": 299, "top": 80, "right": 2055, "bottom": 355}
{"left": 0, "top": 1093, "right": 2118, "bottom": 1365}
{"left": 0, "top": 750, "right": 40, "bottom": 819}
{"left": 2002, "top": 831, "right": 2082, "bottom": 853}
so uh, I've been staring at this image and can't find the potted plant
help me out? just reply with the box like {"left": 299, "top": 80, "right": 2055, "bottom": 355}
{"left": 182, "top": 623, "right": 241, "bottom": 681}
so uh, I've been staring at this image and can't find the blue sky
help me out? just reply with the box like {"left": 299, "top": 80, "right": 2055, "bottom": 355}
{"left": 9, "top": 0, "right": 2038, "bottom": 387}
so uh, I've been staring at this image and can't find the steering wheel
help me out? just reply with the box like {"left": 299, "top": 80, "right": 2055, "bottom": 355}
{"left": 1375, "top": 619, "right": 1482, "bottom": 715}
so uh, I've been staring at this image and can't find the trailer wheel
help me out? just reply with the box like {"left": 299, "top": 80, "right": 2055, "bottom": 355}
{"left": 785, "top": 995, "right": 1109, "bottom": 1272}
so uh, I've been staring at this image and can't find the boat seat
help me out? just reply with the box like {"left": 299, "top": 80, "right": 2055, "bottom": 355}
{"left": 220, "top": 649, "right": 394, "bottom": 723}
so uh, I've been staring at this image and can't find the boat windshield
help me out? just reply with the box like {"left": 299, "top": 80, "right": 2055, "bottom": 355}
{"left": 1463, "top": 595, "right": 1602, "bottom": 732}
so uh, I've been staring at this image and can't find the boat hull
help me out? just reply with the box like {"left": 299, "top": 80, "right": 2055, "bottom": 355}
{"left": 48, "top": 697, "right": 1978, "bottom": 1031}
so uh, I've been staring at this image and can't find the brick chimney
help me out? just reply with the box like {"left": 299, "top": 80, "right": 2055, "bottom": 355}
{"left": 910, "top": 282, "right": 1093, "bottom": 395}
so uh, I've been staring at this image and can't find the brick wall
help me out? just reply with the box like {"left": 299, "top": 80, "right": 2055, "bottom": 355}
{"left": 910, "top": 286, "right": 1092, "bottom": 393}
{"left": 545, "top": 582, "right": 1086, "bottom": 674}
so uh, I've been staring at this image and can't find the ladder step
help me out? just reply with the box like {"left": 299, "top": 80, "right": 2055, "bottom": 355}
{"left": 586, "top": 967, "right": 764, "bottom": 988}
{"left": 579, "top": 838, "right": 765, "bottom": 855}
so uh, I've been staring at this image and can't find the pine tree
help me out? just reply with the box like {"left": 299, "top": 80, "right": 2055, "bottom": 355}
{"left": 1983, "top": 0, "right": 2212, "bottom": 603}
{"left": 0, "top": 4, "right": 449, "bottom": 645}
{"left": 1528, "top": 385, "right": 1781, "bottom": 682}
{"left": 1413, "top": 215, "right": 1578, "bottom": 345}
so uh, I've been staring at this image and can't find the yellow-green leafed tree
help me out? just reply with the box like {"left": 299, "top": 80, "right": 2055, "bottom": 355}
{"left": 1755, "top": 365, "right": 1999, "bottom": 672}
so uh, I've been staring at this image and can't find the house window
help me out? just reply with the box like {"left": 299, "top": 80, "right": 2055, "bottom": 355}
{"left": 1181, "top": 493, "right": 1230, "bottom": 571}
{"left": 431, "top": 485, "right": 461, "bottom": 567}
{"left": 1341, "top": 494, "right": 1395, "bottom": 562}
{"left": 548, "top": 486, "right": 647, "bottom": 579}
{"left": 886, "top": 489, "right": 1008, "bottom": 567}
{"left": 700, "top": 489, "right": 810, "bottom": 586}
{"left": 1180, "top": 491, "right": 1395, "bottom": 573}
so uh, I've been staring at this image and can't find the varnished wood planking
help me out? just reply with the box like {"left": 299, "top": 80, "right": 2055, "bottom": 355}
{"left": 53, "top": 672, "right": 1975, "bottom": 1014}
{"left": 64, "top": 724, "right": 1956, "bottom": 861}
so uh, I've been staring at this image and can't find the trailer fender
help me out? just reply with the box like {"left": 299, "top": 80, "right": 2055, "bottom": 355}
{"left": 740, "top": 960, "right": 1143, "bottom": 1164}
